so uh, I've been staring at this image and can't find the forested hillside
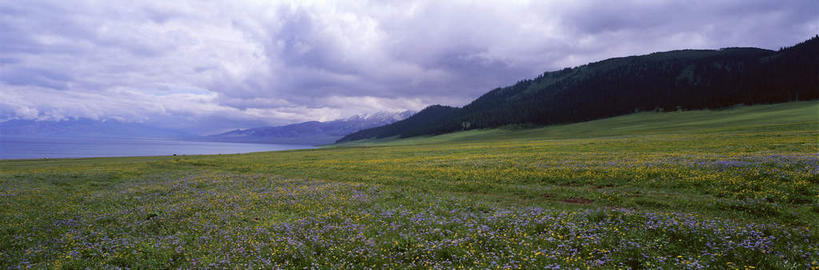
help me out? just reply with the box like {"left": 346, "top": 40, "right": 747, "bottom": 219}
{"left": 339, "top": 36, "right": 819, "bottom": 142}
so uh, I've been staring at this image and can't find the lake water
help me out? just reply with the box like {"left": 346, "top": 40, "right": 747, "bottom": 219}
{"left": 0, "top": 137, "right": 313, "bottom": 160}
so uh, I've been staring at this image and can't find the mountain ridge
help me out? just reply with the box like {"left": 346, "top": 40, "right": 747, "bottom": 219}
{"left": 208, "top": 110, "right": 415, "bottom": 145}
{"left": 338, "top": 36, "right": 819, "bottom": 142}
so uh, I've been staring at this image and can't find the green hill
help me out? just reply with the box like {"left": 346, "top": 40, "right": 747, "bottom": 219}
{"left": 339, "top": 100, "right": 819, "bottom": 146}
{"left": 339, "top": 36, "right": 819, "bottom": 142}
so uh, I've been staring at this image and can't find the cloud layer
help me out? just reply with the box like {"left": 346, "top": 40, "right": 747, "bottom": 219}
{"left": 1, "top": 0, "right": 816, "bottom": 133}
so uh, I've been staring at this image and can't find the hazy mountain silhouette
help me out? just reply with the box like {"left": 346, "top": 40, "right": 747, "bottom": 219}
{"left": 0, "top": 118, "right": 192, "bottom": 139}
{"left": 209, "top": 111, "right": 415, "bottom": 145}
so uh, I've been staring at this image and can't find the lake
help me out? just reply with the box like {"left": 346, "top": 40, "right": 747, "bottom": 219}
{"left": 0, "top": 137, "right": 313, "bottom": 159}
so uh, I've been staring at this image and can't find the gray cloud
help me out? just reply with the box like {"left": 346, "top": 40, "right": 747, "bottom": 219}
{"left": 0, "top": 0, "right": 816, "bottom": 134}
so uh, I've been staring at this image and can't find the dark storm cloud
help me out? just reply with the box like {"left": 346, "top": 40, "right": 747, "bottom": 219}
{"left": 0, "top": 0, "right": 816, "bottom": 133}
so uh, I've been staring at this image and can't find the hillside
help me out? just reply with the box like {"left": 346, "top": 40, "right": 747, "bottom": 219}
{"left": 208, "top": 111, "right": 414, "bottom": 145}
{"left": 339, "top": 36, "right": 819, "bottom": 142}
{"left": 338, "top": 101, "right": 818, "bottom": 147}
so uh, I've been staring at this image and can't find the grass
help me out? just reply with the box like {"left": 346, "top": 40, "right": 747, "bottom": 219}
{"left": 338, "top": 101, "right": 818, "bottom": 146}
{"left": 1, "top": 101, "right": 817, "bottom": 269}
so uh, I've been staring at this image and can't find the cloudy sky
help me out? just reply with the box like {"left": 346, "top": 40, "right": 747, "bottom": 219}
{"left": 1, "top": 0, "right": 816, "bottom": 133}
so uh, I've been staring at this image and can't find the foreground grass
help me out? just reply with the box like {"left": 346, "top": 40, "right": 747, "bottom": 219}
{"left": 1, "top": 101, "right": 817, "bottom": 269}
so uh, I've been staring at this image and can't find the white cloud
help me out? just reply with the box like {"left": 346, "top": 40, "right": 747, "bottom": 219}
{"left": 0, "top": 0, "right": 816, "bottom": 133}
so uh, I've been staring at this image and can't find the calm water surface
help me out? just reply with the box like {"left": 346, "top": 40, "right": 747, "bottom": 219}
{"left": 0, "top": 137, "right": 313, "bottom": 159}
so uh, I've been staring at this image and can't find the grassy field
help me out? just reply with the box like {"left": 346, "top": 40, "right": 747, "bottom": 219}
{"left": 1, "top": 101, "right": 817, "bottom": 269}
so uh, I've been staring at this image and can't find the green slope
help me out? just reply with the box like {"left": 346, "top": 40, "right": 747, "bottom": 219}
{"left": 339, "top": 101, "right": 819, "bottom": 146}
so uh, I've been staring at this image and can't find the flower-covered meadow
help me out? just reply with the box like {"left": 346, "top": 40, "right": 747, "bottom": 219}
{"left": 1, "top": 173, "right": 816, "bottom": 269}
{"left": 1, "top": 102, "right": 817, "bottom": 268}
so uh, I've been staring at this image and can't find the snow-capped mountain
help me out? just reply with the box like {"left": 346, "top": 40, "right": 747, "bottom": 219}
{"left": 343, "top": 111, "right": 416, "bottom": 123}
{"left": 208, "top": 110, "right": 415, "bottom": 145}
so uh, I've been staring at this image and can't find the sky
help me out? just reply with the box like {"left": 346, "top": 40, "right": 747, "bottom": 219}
{"left": 1, "top": 0, "right": 817, "bottom": 134}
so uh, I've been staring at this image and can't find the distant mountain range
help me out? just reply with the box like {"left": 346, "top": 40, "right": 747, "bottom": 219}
{"left": 0, "top": 118, "right": 192, "bottom": 139}
{"left": 338, "top": 36, "right": 819, "bottom": 143}
{"left": 207, "top": 111, "right": 415, "bottom": 145}
{"left": 0, "top": 111, "right": 415, "bottom": 145}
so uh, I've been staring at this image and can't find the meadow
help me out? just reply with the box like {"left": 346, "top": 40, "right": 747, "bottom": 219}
{"left": 1, "top": 101, "right": 817, "bottom": 269}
